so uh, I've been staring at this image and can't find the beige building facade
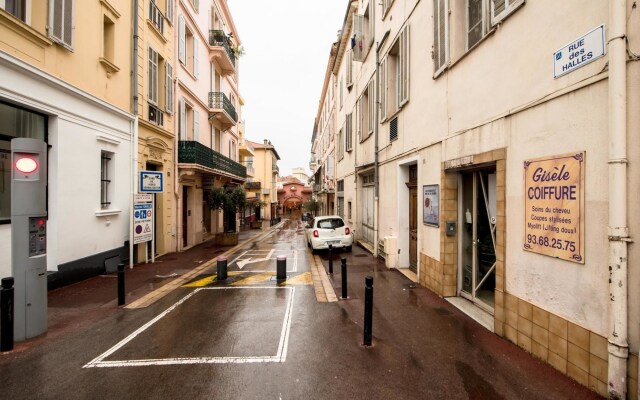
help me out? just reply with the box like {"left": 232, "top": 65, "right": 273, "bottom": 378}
{"left": 318, "top": 0, "right": 640, "bottom": 397}
{"left": 249, "top": 139, "right": 280, "bottom": 222}
{"left": 0, "top": 0, "right": 135, "bottom": 287}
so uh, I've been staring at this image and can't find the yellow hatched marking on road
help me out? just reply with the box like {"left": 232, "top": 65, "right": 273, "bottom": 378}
{"left": 182, "top": 272, "right": 242, "bottom": 288}
{"left": 283, "top": 272, "right": 312, "bottom": 286}
{"left": 231, "top": 273, "right": 273, "bottom": 286}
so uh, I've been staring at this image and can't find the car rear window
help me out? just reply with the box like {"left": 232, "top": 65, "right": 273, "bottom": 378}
{"left": 317, "top": 218, "right": 345, "bottom": 229}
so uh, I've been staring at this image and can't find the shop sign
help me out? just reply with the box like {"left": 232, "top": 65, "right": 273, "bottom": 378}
{"left": 523, "top": 152, "right": 585, "bottom": 263}
{"left": 423, "top": 185, "right": 439, "bottom": 226}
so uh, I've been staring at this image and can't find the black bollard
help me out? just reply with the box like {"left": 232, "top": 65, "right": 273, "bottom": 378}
{"left": 217, "top": 256, "right": 228, "bottom": 281}
{"left": 341, "top": 257, "right": 348, "bottom": 299}
{"left": 328, "top": 244, "right": 333, "bottom": 274}
{"left": 1, "top": 277, "right": 14, "bottom": 352}
{"left": 277, "top": 256, "right": 287, "bottom": 281}
{"left": 363, "top": 276, "right": 374, "bottom": 346}
{"left": 117, "top": 263, "right": 125, "bottom": 306}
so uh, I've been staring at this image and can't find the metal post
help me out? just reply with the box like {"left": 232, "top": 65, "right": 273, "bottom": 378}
{"left": 277, "top": 256, "right": 286, "bottom": 281}
{"left": 363, "top": 276, "right": 374, "bottom": 346}
{"left": 117, "top": 263, "right": 125, "bottom": 306}
{"left": 341, "top": 257, "right": 348, "bottom": 299}
{"left": 217, "top": 256, "right": 228, "bottom": 281}
{"left": 1, "top": 277, "right": 14, "bottom": 352}
{"left": 328, "top": 244, "right": 333, "bottom": 274}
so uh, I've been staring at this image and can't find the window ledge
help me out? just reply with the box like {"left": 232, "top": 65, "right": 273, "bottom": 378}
{"left": 95, "top": 209, "right": 121, "bottom": 217}
{"left": 99, "top": 57, "right": 120, "bottom": 74}
{"left": 0, "top": 9, "right": 52, "bottom": 48}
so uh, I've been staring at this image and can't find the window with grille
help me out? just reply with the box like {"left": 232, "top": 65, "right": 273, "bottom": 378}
{"left": 389, "top": 116, "right": 398, "bottom": 142}
{"left": 337, "top": 197, "right": 345, "bottom": 219}
{"left": 101, "top": 151, "right": 113, "bottom": 209}
{"left": 49, "top": 0, "right": 74, "bottom": 49}
{"left": 149, "top": 0, "right": 164, "bottom": 34}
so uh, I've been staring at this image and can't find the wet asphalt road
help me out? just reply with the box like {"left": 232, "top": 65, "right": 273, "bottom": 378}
{"left": 0, "top": 219, "right": 601, "bottom": 399}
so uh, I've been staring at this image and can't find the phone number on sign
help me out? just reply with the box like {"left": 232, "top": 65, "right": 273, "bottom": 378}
{"left": 526, "top": 235, "right": 575, "bottom": 252}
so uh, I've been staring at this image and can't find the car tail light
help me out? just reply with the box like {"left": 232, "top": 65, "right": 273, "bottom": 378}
{"left": 313, "top": 230, "right": 319, "bottom": 238}
{"left": 345, "top": 227, "right": 350, "bottom": 235}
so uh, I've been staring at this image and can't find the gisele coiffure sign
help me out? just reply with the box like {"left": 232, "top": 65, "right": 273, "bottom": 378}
{"left": 523, "top": 152, "right": 585, "bottom": 263}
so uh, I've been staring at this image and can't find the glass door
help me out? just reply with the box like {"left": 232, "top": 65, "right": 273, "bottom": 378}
{"left": 459, "top": 169, "right": 496, "bottom": 312}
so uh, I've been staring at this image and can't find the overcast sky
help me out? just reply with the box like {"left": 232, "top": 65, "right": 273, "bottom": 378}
{"left": 227, "top": 0, "right": 347, "bottom": 177}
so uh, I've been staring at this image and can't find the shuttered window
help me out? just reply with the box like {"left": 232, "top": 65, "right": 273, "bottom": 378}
{"left": 379, "top": 58, "right": 387, "bottom": 120}
{"left": 345, "top": 113, "right": 353, "bottom": 152}
{"left": 389, "top": 116, "right": 398, "bottom": 142}
{"left": 346, "top": 50, "right": 354, "bottom": 87}
{"left": 368, "top": 81, "right": 375, "bottom": 136}
{"left": 193, "top": 37, "right": 199, "bottom": 78}
{"left": 491, "top": 0, "right": 524, "bottom": 25}
{"left": 433, "top": 0, "right": 448, "bottom": 74}
{"left": 398, "top": 25, "right": 409, "bottom": 106}
{"left": 148, "top": 47, "right": 159, "bottom": 105}
{"left": 49, "top": 0, "right": 73, "bottom": 49}
{"left": 166, "top": 0, "right": 173, "bottom": 24}
{"left": 353, "top": 14, "right": 364, "bottom": 61}
{"left": 179, "top": 99, "right": 186, "bottom": 140}
{"left": 165, "top": 63, "right": 174, "bottom": 113}
{"left": 178, "top": 15, "right": 186, "bottom": 63}
{"left": 193, "top": 109, "right": 199, "bottom": 141}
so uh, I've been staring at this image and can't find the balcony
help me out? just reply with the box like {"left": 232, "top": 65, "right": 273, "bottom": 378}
{"left": 245, "top": 164, "right": 255, "bottom": 177}
{"left": 208, "top": 30, "right": 236, "bottom": 75}
{"left": 272, "top": 164, "right": 279, "bottom": 174}
{"left": 209, "top": 92, "right": 237, "bottom": 129}
{"left": 239, "top": 138, "right": 255, "bottom": 157}
{"left": 178, "top": 141, "right": 246, "bottom": 179}
{"left": 245, "top": 181, "right": 261, "bottom": 190}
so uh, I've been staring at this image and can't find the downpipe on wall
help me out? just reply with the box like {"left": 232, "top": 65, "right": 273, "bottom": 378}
{"left": 607, "top": 0, "right": 629, "bottom": 398}
{"left": 373, "top": 32, "right": 389, "bottom": 259}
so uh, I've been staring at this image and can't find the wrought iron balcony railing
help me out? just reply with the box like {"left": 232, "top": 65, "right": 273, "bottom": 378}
{"left": 209, "top": 92, "right": 238, "bottom": 123}
{"left": 178, "top": 141, "right": 246, "bottom": 179}
{"left": 208, "top": 30, "right": 236, "bottom": 67}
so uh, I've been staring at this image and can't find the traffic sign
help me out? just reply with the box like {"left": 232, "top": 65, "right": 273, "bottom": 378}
{"left": 133, "top": 202, "right": 153, "bottom": 244}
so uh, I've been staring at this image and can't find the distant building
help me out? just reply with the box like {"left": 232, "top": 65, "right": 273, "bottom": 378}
{"left": 248, "top": 139, "right": 280, "bottom": 221}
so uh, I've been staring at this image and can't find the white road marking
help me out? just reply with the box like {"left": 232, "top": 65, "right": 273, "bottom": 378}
{"left": 237, "top": 249, "right": 275, "bottom": 269}
{"left": 84, "top": 286, "right": 295, "bottom": 368}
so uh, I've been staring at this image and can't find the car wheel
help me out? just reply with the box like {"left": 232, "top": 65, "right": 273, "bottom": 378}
{"left": 346, "top": 245, "right": 352, "bottom": 253}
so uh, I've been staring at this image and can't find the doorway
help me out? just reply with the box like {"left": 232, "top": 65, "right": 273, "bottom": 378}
{"left": 459, "top": 168, "right": 497, "bottom": 312}
{"left": 182, "top": 186, "right": 189, "bottom": 248}
{"left": 407, "top": 165, "right": 418, "bottom": 273}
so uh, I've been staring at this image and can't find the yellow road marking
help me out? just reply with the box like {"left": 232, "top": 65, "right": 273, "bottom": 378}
{"left": 231, "top": 273, "right": 273, "bottom": 286}
{"left": 283, "top": 272, "right": 312, "bottom": 286}
{"left": 182, "top": 272, "right": 242, "bottom": 287}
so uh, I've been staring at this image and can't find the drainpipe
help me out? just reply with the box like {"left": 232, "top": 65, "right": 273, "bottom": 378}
{"left": 607, "top": 1, "right": 629, "bottom": 398}
{"left": 373, "top": 31, "right": 390, "bottom": 258}
{"left": 129, "top": 0, "right": 140, "bottom": 268}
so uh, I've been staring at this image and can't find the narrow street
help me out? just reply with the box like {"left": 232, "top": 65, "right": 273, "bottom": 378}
{"left": 0, "top": 219, "right": 600, "bottom": 399}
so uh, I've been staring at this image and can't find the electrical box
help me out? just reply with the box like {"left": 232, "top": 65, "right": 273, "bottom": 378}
{"left": 11, "top": 138, "right": 48, "bottom": 341}
{"left": 446, "top": 221, "right": 456, "bottom": 236}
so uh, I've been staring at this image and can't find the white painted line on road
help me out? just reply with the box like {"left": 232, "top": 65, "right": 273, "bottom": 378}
{"left": 237, "top": 249, "right": 275, "bottom": 269}
{"left": 229, "top": 249, "right": 249, "bottom": 266}
{"left": 84, "top": 287, "right": 295, "bottom": 368}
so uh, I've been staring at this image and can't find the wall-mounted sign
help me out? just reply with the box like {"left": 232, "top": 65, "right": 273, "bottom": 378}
{"left": 523, "top": 152, "right": 585, "bottom": 263}
{"left": 423, "top": 184, "right": 439, "bottom": 226}
{"left": 554, "top": 25, "right": 605, "bottom": 79}
{"left": 139, "top": 171, "right": 164, "bottom": 193}
{"left": 133, "top": 195, "right": 153, "bottom": 244}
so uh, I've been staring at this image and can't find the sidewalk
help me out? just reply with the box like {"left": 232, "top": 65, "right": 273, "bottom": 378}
{"left": 13, "top": 226, "right": 273, "bottom": 352}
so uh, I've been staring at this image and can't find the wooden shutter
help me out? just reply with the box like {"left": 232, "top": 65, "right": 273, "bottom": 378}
{"left": 194, "top": 0, "right": 199, "bottom": 13}
{"left": 399, "top": 25, "right": 409, "bottom": 106}
{"left": 165, "top": 63, "right": 173, "bottom": 113}
{"left": 166, "top": 0, "right": 173, "bottom": 24}
{"left": 148, "top": 48, "right": 158, "bottom": 105}
{"left": 353, "top": 14, "right": 364, "bottom": 62}
{"left": 194, "top": 37, "right": 199, "bottom": 77}
{"left": 433, "top": 0, "right": 448, "bottom": 73}
{"left": 50, "top": 0, "right": 73, "bottom": 48}
{"left": 179, "top": 100, "right": 186, "bottom": 140}
{"left": 193, "top": 109, "right": 199, "bottom": 141}
{"left": 179, "top": 15, "right": 186, "bottom": 63}
{"left": 380, "top": 58, "right": 387, "bottom": 120}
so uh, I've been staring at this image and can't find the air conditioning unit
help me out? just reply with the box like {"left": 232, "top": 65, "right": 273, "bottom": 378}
{"left": 149, "top": 104, "right": 164, "bottom": 126}
{"left": 383, "top": 236, "right": 398, "bottom": 269}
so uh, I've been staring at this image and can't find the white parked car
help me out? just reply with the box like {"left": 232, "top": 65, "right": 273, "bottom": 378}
{"left": 305, "top": 215, "right": 353, "bottom": 253}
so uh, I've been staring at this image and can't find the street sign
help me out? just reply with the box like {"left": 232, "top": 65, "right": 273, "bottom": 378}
{"left": 553, "top": 25, "right": 605, "bottom": 79}
{"left": 140, "top": 171, "right": 164, "bottom": 193}
{"left": 133, "top": 197, "right": 153, "bottom": 244}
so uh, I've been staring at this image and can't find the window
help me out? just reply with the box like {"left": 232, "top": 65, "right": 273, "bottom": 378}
{"left": 339, "top": 75, "right": 343, "bottom": 109}
{"left": 345, "top": 113, "right": 353, "bottom": 152}
{"left": 179, "top": 99, "right": 193, "bottom": 140}
{"left": 337, "top": 180, "right": 344, "bottom": 192}
{"left": 180, "top": 22, "right": 199, "bottom": 77}
{"left": 382, "top": 0, "right": 395, "bottom": 17}
{"left": 467, "top": 0, "right": 486, "bottom": 49}
{"left": 148, "top": 47, "right": 159, "bottom": 105}
{"left": 165, "top": 63, "right": 174, "bottom": 114}
{"left": 491, "top": 0, "right": 524, "bottom": 25}
{"left": 384, "top": 25, "right": 409, "bottom": 115}
{"left": 367, "top": 80, "right": 375, "bottom": 136}
{"left": 2, "top": 0, "right": 26, "bottom": 22}
{"left": 192, "top": 109, "right": 199, "bottom": 141}
{"left": 189, "top": 0, "right": 199, "bottom": 13}
{"left": 179, "top": 15, "right": 186, "bottom": 63}
{"left": 337, "top": 197, "right": 345, "bottom": 219}
{"left": 102, "top": 15, "right": 115, "bottom": 63}
{"left": 165, "top": 0, "right": 173, "bottom": 24}
{"left": 379, "top": 58, "right": 387, "bottom": 120}
{"left": 359, "top": 82, "right": 373, "bottom": 140}
{"left": 0, "top": 102, "right": 46, "bottom": 223}
{"left": 49, "top": 0, "right": 73, "bottom": 49}
{"left": 433, "top": 0, "right": 448, "bottom": 74}
{"left": 353, "top": 1, "right": 373, "bottom": 61}
{"left": 149, "top": 0, "right": 164, "bottom": 34}
{"left": 100, "top": 151, "right": 113, "bottom": 209}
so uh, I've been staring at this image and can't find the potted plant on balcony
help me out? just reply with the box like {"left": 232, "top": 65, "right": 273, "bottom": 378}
{"left": 207, "top": 186, "right": 247, "bottom": 245}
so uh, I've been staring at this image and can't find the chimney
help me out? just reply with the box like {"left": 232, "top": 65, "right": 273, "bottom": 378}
{"left": 263, "top": 139, "right": 268, "bottom": 145}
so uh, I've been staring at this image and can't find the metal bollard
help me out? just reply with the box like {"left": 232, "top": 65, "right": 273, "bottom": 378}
{"left": 1, "top": 277, "right": 14, "bottom": 352}
{"left": 217, "top": 256, "right": 228, "bottom": 281}
{"left": 117, "top": 263, "right": 125, "bottom": 306}
{"left": 277, "top": 256, "right": 287, "bottom": 281}
{"left": 363, "top": 276, "right": 374, "bottom": 346}
{"left": 341, "top": 257, "right": 348, "bottom": 299}
{"left": 328, "top": 244, "right": 333, "bottom": 274}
